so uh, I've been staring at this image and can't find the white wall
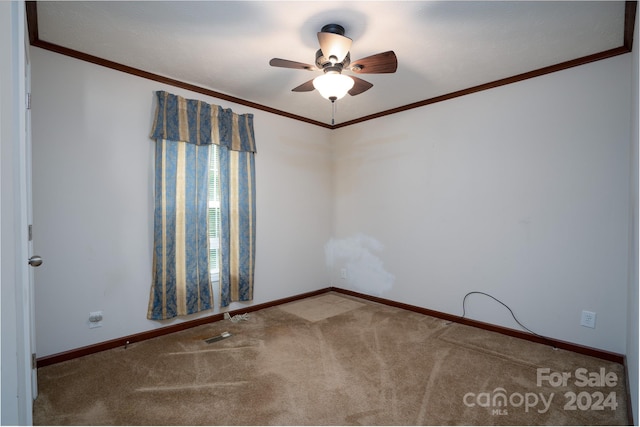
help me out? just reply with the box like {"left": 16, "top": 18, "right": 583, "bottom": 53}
{"left": 332, "top": 54, "right": 632, "bottom": 354}
{"left": 626, "top": 5, "right": 639, "bottom": 423}
{"left": 30, "top": 47, "right": 333, "bottom": 357}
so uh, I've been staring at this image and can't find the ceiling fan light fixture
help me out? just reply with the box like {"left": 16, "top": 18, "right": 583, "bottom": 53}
{"left": 313, "top": 73, "right": 354, "bottom": 101}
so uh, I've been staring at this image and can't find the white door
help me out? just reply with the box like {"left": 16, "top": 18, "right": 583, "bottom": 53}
{"left": 0, "top": 2, "right": 37, "bottom": 424}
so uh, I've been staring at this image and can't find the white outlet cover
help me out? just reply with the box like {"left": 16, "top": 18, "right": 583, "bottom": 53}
{"left": 89, "top": 311, "right": 103, "bottom": 328}
{"left": 580, "top": 310, "right": 596, "bottom": 328}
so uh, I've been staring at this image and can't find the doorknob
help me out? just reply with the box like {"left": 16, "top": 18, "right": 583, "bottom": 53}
{"left": 28, "top": 255, "right": 43, "bottom": 267}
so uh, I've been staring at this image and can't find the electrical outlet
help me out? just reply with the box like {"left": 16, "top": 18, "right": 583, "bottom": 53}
{"left": 89, "top": 311, "right": 103, "bottom": 329}
{"left": 340, "top": 268, "right": 347, "bottom": 279}
{"left": 580, "top": 310, "right": 596, "bottom": 329}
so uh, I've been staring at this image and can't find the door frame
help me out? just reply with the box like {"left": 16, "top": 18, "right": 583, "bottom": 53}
{"left": 25, "top": 22, "right": 38, "bottom": 402}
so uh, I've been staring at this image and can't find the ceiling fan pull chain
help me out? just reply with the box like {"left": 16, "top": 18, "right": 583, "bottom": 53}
{"left": 331, "top": 100, "right": 336, "bottom": 125}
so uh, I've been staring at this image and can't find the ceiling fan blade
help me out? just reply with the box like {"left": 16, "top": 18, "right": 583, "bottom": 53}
{"left": 317, "top": 32, "right": 352, "bottom": 63}
{"left": 269, "top": 58, "right": 317, "bottom": 71}
{"left": 348, "top": 76, "right": 373, "bottom": 96}
{"left": 350, "top": 51, "right": 398, "bottom": 74}
{"left": 292, "top": 79, "right": 316, "bottom": 92}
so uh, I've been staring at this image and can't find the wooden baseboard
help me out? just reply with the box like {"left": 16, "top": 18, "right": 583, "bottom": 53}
{"left": 330, "top": 287, "right": 625, "bottom": 364}
{"left": 36, "top": 287, "right": 330, "bottom": 367}
{"left": 38, "top": 286, "right": 625, "bottom": 367}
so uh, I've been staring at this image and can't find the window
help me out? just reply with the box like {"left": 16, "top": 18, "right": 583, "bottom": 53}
{"left": 208, "top": 144, "right": 220, "bottom": 282}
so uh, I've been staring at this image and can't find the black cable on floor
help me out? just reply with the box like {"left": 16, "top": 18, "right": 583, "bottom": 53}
{"left": 460, "top": 291, "right": 557, "bottom": 349}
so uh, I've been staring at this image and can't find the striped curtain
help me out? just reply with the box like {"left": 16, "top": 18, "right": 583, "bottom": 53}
{"left": 219, "top": 145, "right": 256, "bottom": 306}
{"left": 214, "top": 107, "right": 257, "bottom": 307}
{"left": 148, "top": 91, "right": 256, "bottom": 320}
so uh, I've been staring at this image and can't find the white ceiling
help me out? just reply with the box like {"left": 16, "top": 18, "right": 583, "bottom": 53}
{"left": 34, "top": 1, "right": 627, "bottom": 126}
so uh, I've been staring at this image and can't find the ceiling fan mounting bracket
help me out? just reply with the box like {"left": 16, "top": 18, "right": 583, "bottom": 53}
{"left": 320, "top": 23, "right": 346, "bottom": 36}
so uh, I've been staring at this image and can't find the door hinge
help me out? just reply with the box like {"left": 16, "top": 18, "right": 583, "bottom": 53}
{"left": 31, "top": 353, "right": 37, "bottom": 369}
{"left": 26, "top": 92, "right": 31, "bottom": 110}
{"left": 28, "top": 224, "right": 33, "bottom": 241}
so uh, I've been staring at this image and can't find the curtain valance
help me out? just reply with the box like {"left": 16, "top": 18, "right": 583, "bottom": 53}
{"left": 150, "top": 91, "right": 256, "bottom": 153}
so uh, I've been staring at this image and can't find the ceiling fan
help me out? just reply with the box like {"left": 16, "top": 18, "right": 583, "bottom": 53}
{"left": 269, "top": 23, "right": 398, "bottom": 103}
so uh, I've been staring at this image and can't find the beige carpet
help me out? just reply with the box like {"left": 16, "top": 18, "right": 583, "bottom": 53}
{"left": 278, "top": 293, "right": 366, "bottom": 322}
{"left": 33, "top": 292, "right": 629, "bottom": 425}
